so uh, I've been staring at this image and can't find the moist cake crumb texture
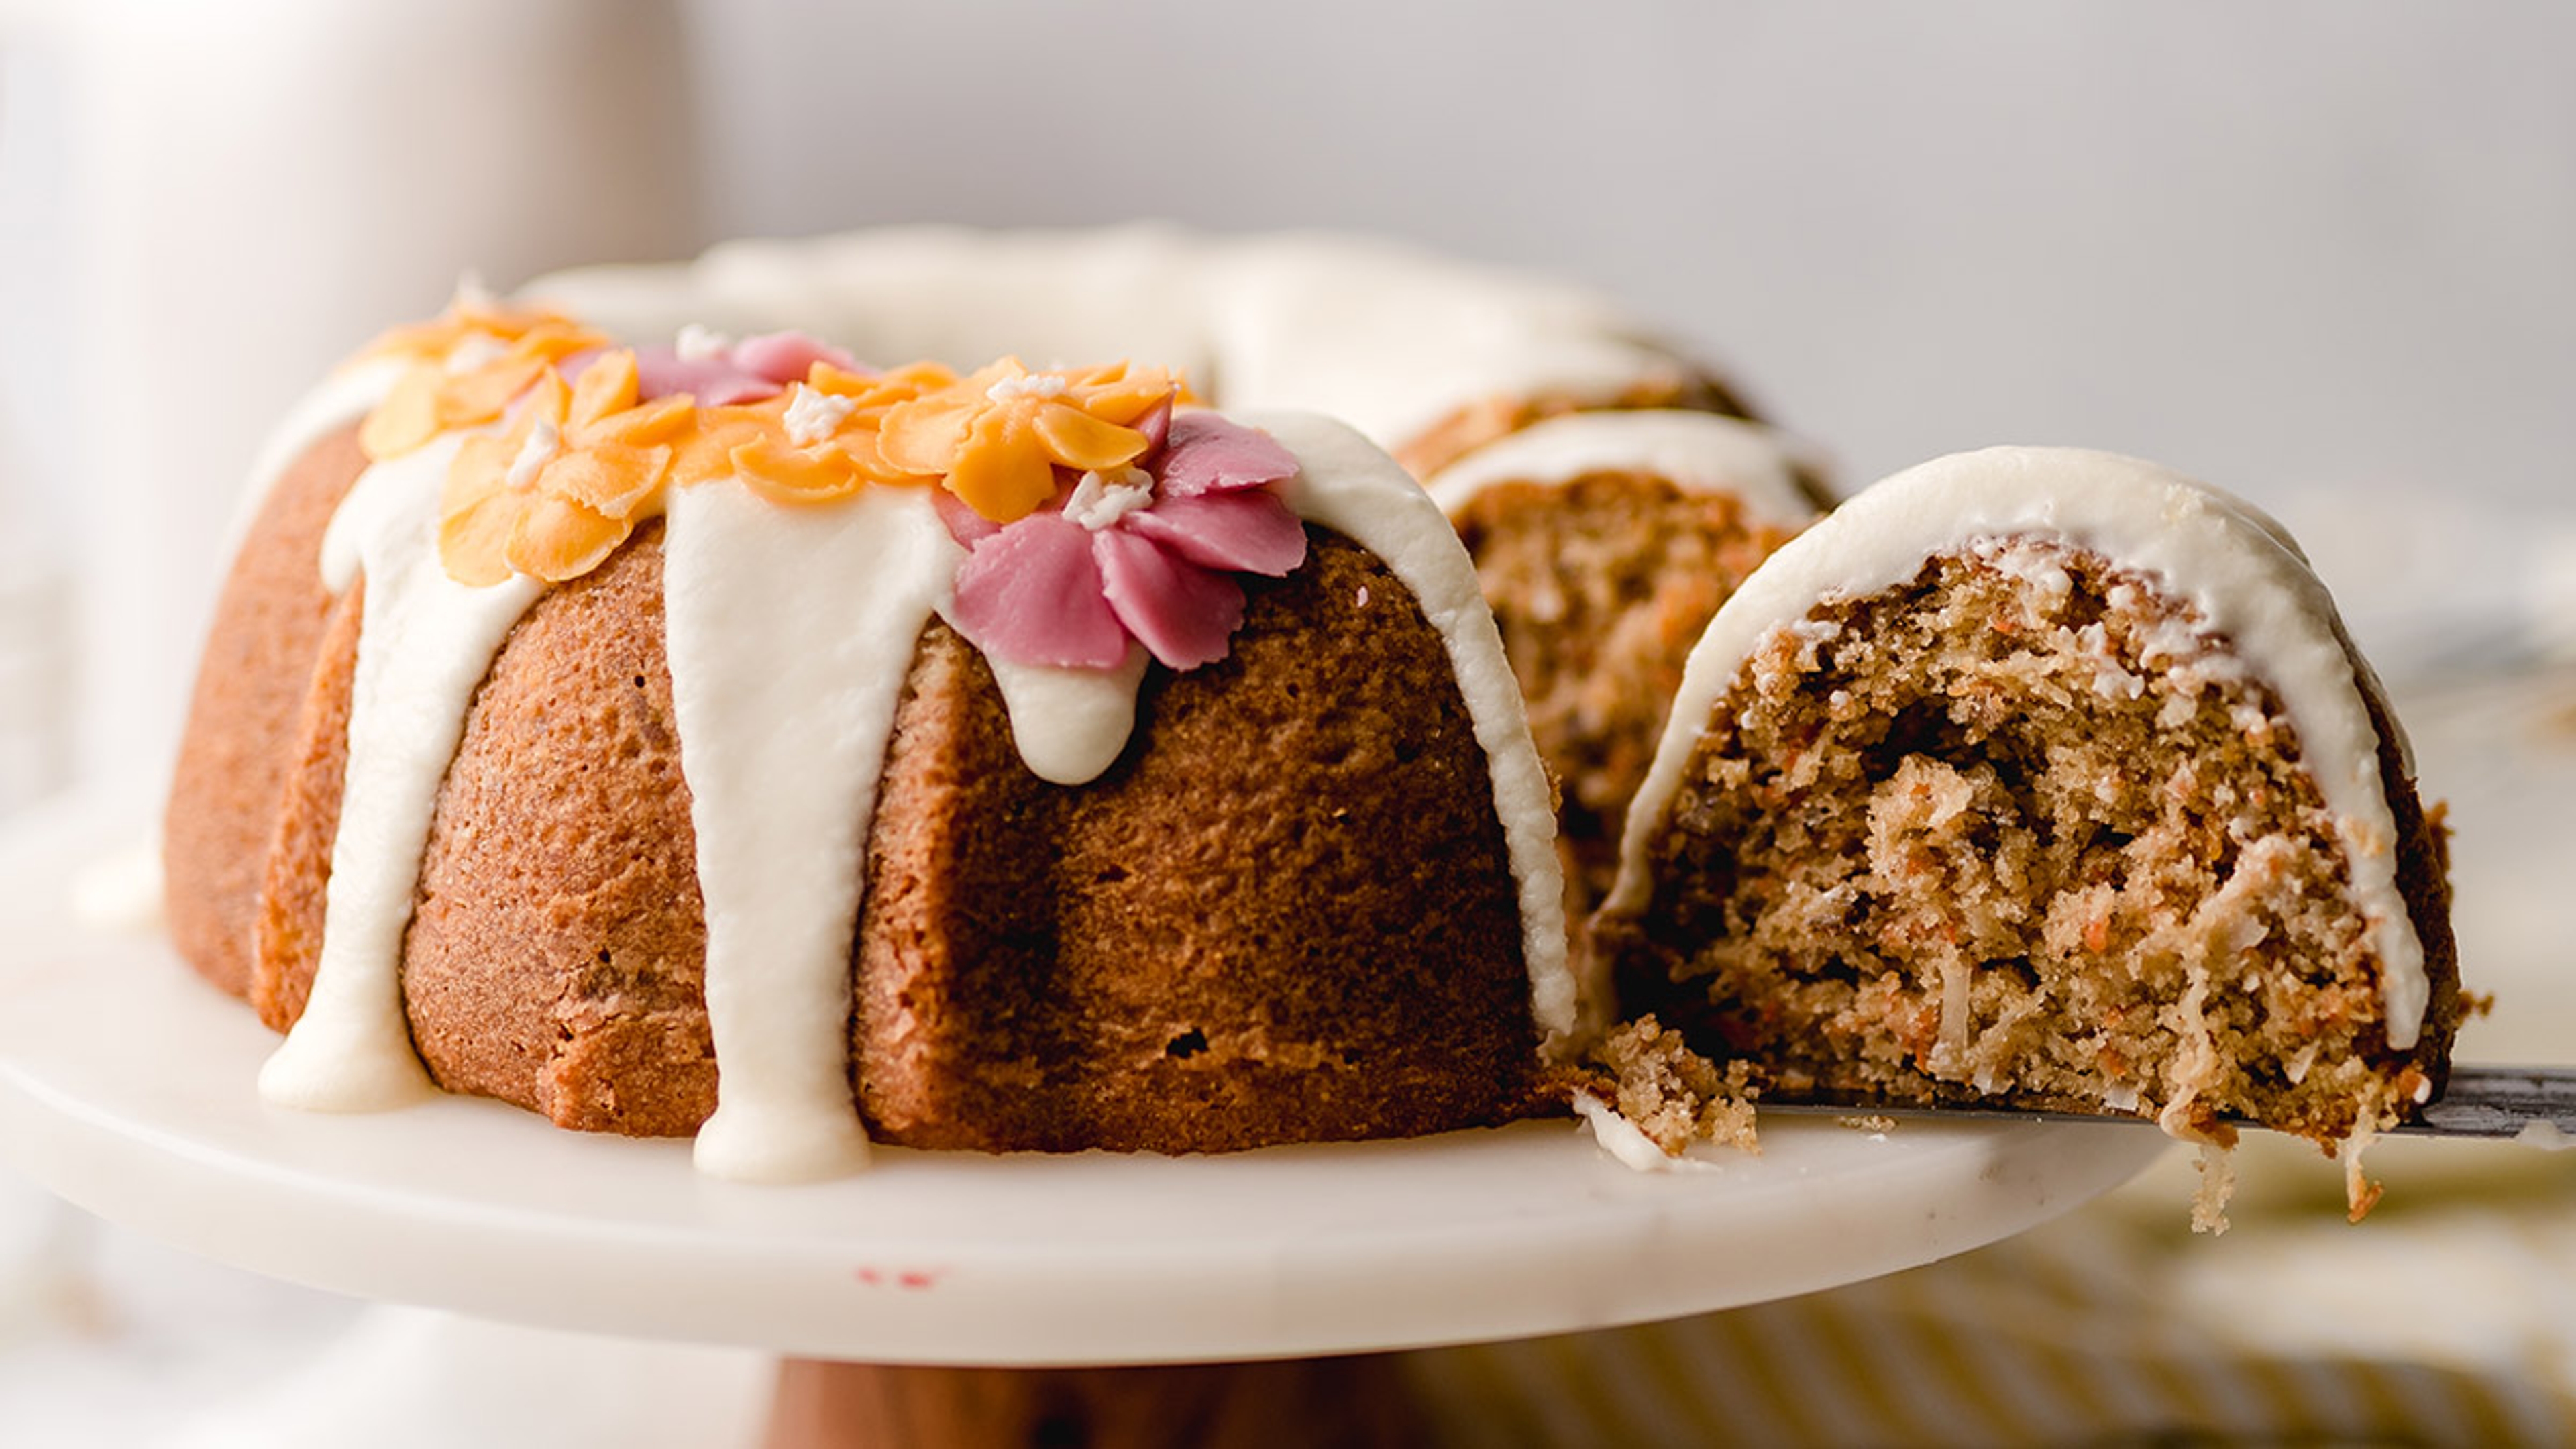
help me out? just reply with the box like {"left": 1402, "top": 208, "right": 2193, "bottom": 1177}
{"left": 1454, "top": 473, "right": 1801, "bottom": 913}
{"left": 1612, "top": 539, "right": 2445, "bottom": 1152}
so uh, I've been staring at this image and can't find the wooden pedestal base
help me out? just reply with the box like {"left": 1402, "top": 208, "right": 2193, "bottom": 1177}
{"left": 766, "top": 1353, "right": 1430, "bottom": 1448}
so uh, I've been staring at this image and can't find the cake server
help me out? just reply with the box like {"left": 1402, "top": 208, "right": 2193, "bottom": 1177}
{"left": 1763, "top": 1063, "right": 2576, "bottom": 1142}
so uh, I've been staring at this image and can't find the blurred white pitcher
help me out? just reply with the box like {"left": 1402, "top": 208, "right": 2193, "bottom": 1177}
{"left": 63, "top": 0, "right": 700, "bottom": 794}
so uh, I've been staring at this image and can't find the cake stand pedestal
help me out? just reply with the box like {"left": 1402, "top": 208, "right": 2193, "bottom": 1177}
{"left": 0, "top": 796, "right": 2169, "bottom": 1446}
{"left": 766, "top": 1356, "right": 1427, "bottom": 1449}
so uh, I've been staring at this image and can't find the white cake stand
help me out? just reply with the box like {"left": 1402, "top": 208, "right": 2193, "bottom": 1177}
{"left": 0, "top": 796, "right": 2167, "bottom": 1445}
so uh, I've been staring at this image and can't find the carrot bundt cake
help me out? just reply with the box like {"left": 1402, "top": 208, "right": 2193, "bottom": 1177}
{"left": 1595, "top": 446, "right": 2465, "bottom": 1213}
{"left": 168, "top": 229, "right": 2458, "bottom": 1208}
{"left": 164, "top": 229, "right": 1784, "bottom": 1182}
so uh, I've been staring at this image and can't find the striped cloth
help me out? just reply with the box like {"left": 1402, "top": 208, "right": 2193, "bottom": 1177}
{"left": 1405, "top": 1149, "right": 2576, "bottom": 1448}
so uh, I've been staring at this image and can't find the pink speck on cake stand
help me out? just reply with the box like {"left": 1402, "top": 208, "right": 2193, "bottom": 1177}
{"left": 0, "top": 796, "right": 2165, "bottom": 1447}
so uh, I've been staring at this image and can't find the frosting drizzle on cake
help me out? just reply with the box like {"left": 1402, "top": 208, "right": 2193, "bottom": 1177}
{"left": 259, "top": 431, "right": 542, "bottom": 1113}
{"left": 663, "top": 481, "right": 955, "bottom": 1181}
{"left": 248, "top": 296, "right": 1576, "bottom": 1176}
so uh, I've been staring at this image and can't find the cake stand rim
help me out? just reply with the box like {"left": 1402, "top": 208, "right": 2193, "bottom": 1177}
{"left": 0, "top": 792, "right": 2169, "bottom": 1366}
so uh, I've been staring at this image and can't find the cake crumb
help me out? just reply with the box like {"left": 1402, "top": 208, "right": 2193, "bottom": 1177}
{"left": 1835, "top": 1114, "right": 1898, "bottom": 1134}
{"left": 2341, "top": 1129, "right": 2385, "bottom": 1223}
{"left": 2190, "top": 1140, "right": 2238, "bottom": 1236}
{"left": 1580, "top": 1015, "right": 1760, "bottom": 1157}
{"left": 2338, "top": 1086, "right": 2399, "bottom": 1223}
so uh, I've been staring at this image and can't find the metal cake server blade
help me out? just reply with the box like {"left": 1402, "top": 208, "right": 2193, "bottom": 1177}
{"left": 1762, "top": 1065, "right": 2576, "bottom": 1142}
{"left": 2401, "top": 1065, "right": 2576, "bottom": 1140}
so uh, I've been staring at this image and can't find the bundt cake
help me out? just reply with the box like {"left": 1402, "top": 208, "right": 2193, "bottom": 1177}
{"left": 1428, "top": 411, "right": 1829, "bottom": 916}
{"left": 165, "top": 230, "right": 1779, "bottom": 1183}
{"left": 168, "top": 227, "right": 2456, "bottom": 1214}
{"left": 1595, "top": 446, "right": 2465, "bottom": 1208}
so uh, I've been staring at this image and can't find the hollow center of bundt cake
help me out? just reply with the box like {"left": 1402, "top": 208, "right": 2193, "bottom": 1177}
{"left": 1452, "top": 475, "right": 1797, "bottom": 912}
{"left": 1625, "top": 541, "right": 2398, "bottom": 1143}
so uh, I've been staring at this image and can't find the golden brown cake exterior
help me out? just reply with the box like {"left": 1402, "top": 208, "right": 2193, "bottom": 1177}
{"left": 164, "top": 425, "right": 371, "bottom": 1000}
{"left": 1601, "top": 538, "right": 2463, "bottom": 1150}
{"left": 397, "top": 525, "right": 719, "bottom": 1136}
{"left": 249, "top": 580, "right": 359, "bottom": 1032}
{"left": 856, "top": 536, "right": 1538, "bottom": 1152}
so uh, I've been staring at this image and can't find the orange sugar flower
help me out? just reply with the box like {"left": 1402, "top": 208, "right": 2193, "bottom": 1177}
{"left": 438, "top": 350, "right": 693, "bottom": 586}
{"left": 695, "top": 360, "right": 961, "bottom": 504}
{"left": 359, "top": 295, "right": 610, "bottom": 462}
{"left": 876, "top": 358, "right": 1181, "bottom": 523}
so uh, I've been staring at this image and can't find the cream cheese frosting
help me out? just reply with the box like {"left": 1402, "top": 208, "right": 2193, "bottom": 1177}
{"left": 1607, "top": 445, "right": 2430, "bottom": 1047}
{"left": 1424, "top": 409, "right": 1817, "bottom": 531}
{"left": 260, "top": 431, "right": 543, "bottom": 1113}
{"left": 660, "top": 481, "right": 960, "bottom": 1183}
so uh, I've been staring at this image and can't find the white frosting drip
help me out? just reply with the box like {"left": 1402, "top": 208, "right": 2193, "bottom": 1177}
{"left": 661, "top": 482, "right": 963, "bottom": 1183}
{"left": 1607, "top": 446, "right": 2429, "bottom": 1047}
{"left": 1424, "top": 410, "right": 1816, "bottom": 531}
{"left": 978, "top": 647, "right": 1150, "bottom": 786}
{"left": 525, "top": 225, "right": 1695, "bottom": 455}
{"left": 261, "top": 434, "right": 544, "bottom": 1111}
{"left": 1248, "top": 412, "right": 1576, "bottom": 1044}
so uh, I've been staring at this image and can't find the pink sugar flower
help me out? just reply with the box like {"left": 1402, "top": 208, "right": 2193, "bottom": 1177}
{"left": 943, "top": 408, "right": 1307, "bottom": 672}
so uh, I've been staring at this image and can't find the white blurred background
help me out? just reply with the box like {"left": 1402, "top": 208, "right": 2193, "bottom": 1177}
{"left": 1, "top": 3, "right": 2573, "bottom": 1443}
